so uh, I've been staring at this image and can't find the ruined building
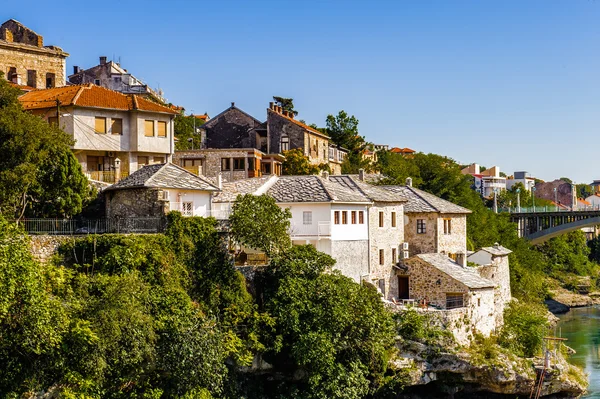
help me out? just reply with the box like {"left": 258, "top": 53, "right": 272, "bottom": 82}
{"left": 0, "top": 19, "right": 68, "bottom": 89}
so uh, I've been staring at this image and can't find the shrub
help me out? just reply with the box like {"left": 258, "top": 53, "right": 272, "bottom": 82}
{"left": 499, "top": 301, "right": 548, "bottom": 357}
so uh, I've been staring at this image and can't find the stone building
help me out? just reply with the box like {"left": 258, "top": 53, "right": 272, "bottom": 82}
{"left": 173, "top": 148, "right": 283, "bottom": 182}
{"left": 104, "top": 163, "right": 220, "bottom": 218}
{"left": 19, "top": 84, "right": 178, "bottom": 183}
{"left": 468, "top": 244, "right": 512, "bottom": 327}
{"left": 403, "top": 253, "right": 497, "bottom": 339}
{"left": 0, "top": 19, "right": 68, "bottom": 89}
{"left": 69, "top": 56, "right": 165, "bottom": 103}
{"left": 535, "top": 179, "right": 576, "bottom": 209}
{"left": 381, "top": 180, "right": 471, "bottom": 265}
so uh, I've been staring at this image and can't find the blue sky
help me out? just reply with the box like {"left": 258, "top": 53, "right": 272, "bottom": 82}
{"left": 6, "top": 0, "right": 600, "bottom": 182}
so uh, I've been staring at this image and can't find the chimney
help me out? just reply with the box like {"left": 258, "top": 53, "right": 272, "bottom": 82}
{"left": 231, "top": 102, "right": 235, "bottom": 108}
{"left": 455, "top": 252, "right": 466, "bottom": 267}
{"left": 322, "top": 171, "right": 329, "bottom": 180}
{"left": 358, "top": 168, "right": 365, "bottom": 181}
{"left": 277, "top": 105, "right": 282, "bottom": 114}
{"left": 406, "top": 177, "right": 413, "bottom": 187}
{"left": 217, "top": 173, "right": 223, "bottom": 190}
{"left": 289, "top": 112, "right": 294, "bottom": 119}
{"left": 99, "top": 56, "right": 107, "bottom": 65}
{"left": 73, "top": 66, "right": 80, "bottom": 74}
{"left": 269, "top": 102, "right": 274, "bottom": 110}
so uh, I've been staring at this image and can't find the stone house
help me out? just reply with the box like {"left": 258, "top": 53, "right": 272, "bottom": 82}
{"left": 19, "top": 84, "right": 178, "bottom": 183}
{"left": 535, "top": 179, "right": 576, "bottom": 210}
{"left": 467, "top": 244, "right": 512, "bottom": 327}
{"left": 104, "top": 163, "right": 220, "bottom": 218}
{"left": 173, "top": 148, "right": 283, "bottom": 182}
{"left": 403, "top": 253, "right": 497, "bottom": 339}
{"left": 381, "top": 180, "right": 471, "bottom": 265}
{"left": 199, "top": 102, "right": 267, "bottom": 150}
{"left": 68, "top": 56, "right": 165, "bottom": 103}
{"left": 0, "top": 19, "right": 68, "bottom": 89}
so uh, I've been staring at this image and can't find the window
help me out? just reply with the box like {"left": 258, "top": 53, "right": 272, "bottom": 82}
{"left": 342, "top": 211, "right": 348, "bottom": 224}
{"left": 27, "top": 70, "right": 37, "bottom": 88}
{"left": 221, "top": 158, "right": 231, "bottom": 170}
{"left": 359, "top": 211, "right": 364, "bottom": 224}
{"left": 233, "top": 158, "right": 245, "bottom": 170}
{"left": 94, "top": 79, "right": 100, "bottom": 85}
{"left": 391, "top": 212, "right": 397, "bottom": 227}
{"left": 47, "top": 116, "right": 58, "bottom": 126}
{"left": 334, "top": 211, "right": 340, "bottom": 224}
{"left": 379, "top": 249, "right": 385, "bottom": 265}
{"left": 182, "top": 202, "right": 193, "bottom": 217}
{"left": 157, "top": 121, "right": 167, "bottom": 137}
{"left": 183, "top": 158, "right": 202, "bottom": 167}
{"left": 87, "top": 156, "right": 101, "bottom": 172}
{"left": 378, "top": 279, "right": 386, "bottom": 295}
{"left": 46, "top": 73, "right": 55, "bottom": 88}
{"left": 446, "top": 293, "right": 464, "bottom": 309}
{"left": 444, "top": 219, "right": 452, "bottom": 235}
{"left": 7, "top": 67, "right": 16, "bottom": 82}
{"left": 392, "top": 248, "right": 397, "bottom": 263}
{"left": 379, "top": 212, "right": 384, "bottom": 228}
{"left": 144, "top": 120, "right": 154, "bottom": 137}
{"left": 95, "top": 117, "right": 107, "bottom": 134}
{"left": 281, "top": 135, "right": 289, "bottom": 152}
{"left": 248, "top": 157, "right": 255, "bottom": 171}
{"left": 351, "top": 211, "right": 357, "bottom": 224}
{"left": 303, "top": 211, "right": 312, "bottom": 225}
{"left": 153, "top": 156, "right": 165, "bottom": 164}
{"left": 262, "top": 162, "right": 271, "bottom": 175}
{"left": 138, "top": 156, "right": 149, "bottom": 167}
{"left": 417, "top": 219, "right": 426, "bottom": 234}
{"left": 111, "top": 118, "right": 122, "bottom": 135}
{"left": 478, "top": 298, "right": 481, "bottom": 307}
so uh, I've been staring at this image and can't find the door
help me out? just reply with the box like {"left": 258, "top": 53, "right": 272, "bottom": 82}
{"left": 397, "top": 276, "right": 409, "bottom": 300}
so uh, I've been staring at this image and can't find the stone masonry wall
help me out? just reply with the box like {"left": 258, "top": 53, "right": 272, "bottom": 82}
{"left": 106, "top": 188, "right": 167, "bottom": 218}
{"left": 267, "top": 109, "right": 306, "bottom": 155}
{"left": 331, "top": 240, "right": 369, "bottom": 283}
{"left": 0, "top": 43, "right": 67, "bottom": 88}
{"left": 404, "top": 212, "right": 438, "bottom": 256}
{"left": 476, "top": 254, "right": 511, "bottom": 327}
{"left": 204, "top": 107, "right": 261, "bottom": 149}
{"left": 369, "top": 203, "right": 405, "bottom": 300}
{"left": 437, "top": 214, "right": 468, "bottom": 262}
{"left": 28, "top": 235, "right": 74, "bottom": 263}
{"left": 404, "top": 258, "right": 468, "bottom": 308}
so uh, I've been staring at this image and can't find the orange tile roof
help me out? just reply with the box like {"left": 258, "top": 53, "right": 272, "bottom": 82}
{"left": 8, "top": 81, "right": 36, "bottom": 92}
{"left": 194, "top": 113, "right": 209, "bottom": 120}
{"left": 269, "top": 108, "right": 328, "bottom": 137}
{"left": 390, "top": 147, "right": 416, "bottom": 154}
{"left": 19, "top": 84, "right": 178, "bottom": 114}
{"left": 579, "top": 198, "right": 591, "bottom": 205}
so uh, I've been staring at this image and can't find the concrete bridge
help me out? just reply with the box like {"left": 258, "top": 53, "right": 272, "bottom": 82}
{"left": 508, "top": 209, "right": 600, "bottom": 244}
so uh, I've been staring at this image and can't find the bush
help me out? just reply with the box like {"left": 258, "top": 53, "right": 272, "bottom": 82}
{"left": 499, "top": 301, "right": 548, "bottom": 357}
{"left": 395, "top": 309, "right": 453, "bottom": 347}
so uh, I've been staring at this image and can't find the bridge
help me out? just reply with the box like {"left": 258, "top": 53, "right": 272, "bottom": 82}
{"left": 507, "top": 207, "right": 600, "bottom": 244}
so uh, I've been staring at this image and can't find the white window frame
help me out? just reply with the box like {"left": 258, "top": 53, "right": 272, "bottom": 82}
{"left": 303, "top": 211, "right": 312, "bottom": 225}
{"left": 182, "top": 202, "right": 194, "bottom": 217}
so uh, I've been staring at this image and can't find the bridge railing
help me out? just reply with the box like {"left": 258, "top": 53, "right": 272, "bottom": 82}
{"left": 498, "top": 205, "right": 600, "bottom": 213}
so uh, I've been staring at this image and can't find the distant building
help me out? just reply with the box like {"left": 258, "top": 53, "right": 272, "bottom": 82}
{"left": 506, "top": 171, "right": 536, "bottom": 191}
{"left": 19, "top": 84, "right": 178, "bottom": 183}
{"left": 390, "top": 147, "right": 416, "bottom": 155}
{"left": 461, "top": 163, "right": 506, "bottom": 198}
{"left": 535, "top": 180, "right": 576, "bottom": 209}
{"left": 68, "top": 56, "right": 166, "bottom": 103}
{"left": 373, "top": 144, "right": 389, "bottom": 152}
{"left": 0, "top": 19, "right": 68, "bottom": 89}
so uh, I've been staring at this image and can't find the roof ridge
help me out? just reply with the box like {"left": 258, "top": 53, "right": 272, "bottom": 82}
{"left": 407, "top": 186, "right": 440, "bottom": 212}
{"left": 317, "top": 176, "right": 337, "bottom": 201}
{"left": 71, "top": 85, "right": 88, "bottom": 105}
{"left": 142, "top": 163, "right": 168, "bottom": 187}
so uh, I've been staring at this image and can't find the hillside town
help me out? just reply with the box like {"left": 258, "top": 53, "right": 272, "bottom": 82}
{"left": 0, "top": 16, "right": 595, "bottom": 398}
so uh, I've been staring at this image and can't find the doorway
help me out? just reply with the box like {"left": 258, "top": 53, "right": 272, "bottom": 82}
{"left": 397, "top": 276, "right": 409, "bottom": 300}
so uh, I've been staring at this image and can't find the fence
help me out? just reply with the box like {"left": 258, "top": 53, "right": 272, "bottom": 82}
{"left": 16, "top": 217, "right": 166, "bottom": 235}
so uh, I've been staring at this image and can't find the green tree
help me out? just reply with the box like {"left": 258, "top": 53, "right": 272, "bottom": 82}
{"left": 0, "top": 75, "right": 91, "bottom": 219}
{"left": 282, "top": 148, "right": 325, "bottom": 175}
{"left": 273, "top": 96, "right": 298, "bottom": 116}
{"left": 174, "top": 114, "right": 205, "bottom": 150}
{"left": 326, "top": 111, "right": 373, "bottom": 173}
{"left": 230, "top": 194, "right": 292, "bottom": 257}
{"left": 261, "top": 245, "right": 396, "bottom": 398}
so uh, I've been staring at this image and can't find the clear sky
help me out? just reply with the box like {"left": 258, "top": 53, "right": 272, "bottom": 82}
{"left": 6, "top": 1, "right": 600, "bottom": 183}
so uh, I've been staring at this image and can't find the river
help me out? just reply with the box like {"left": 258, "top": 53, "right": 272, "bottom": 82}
{"left": 557, "top": 306, "right": 600, "bottom": 398}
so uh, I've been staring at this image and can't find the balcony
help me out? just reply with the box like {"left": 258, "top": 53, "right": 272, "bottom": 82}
{"left": 289, "top": 221, "right": 331, "bottom": 238}
{"left": 86, "top": 171, "right": 129, "bottom": 183}
{"left": 168, "top": 202, "right": 231, "bottom": 219}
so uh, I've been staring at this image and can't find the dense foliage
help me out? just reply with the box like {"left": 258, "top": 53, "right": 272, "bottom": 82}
{"left": 281, "top": 148, "right": 328, "bottom": 175}
{"left": 0, "top": 75, "right": 91, "bottom": 219}
{"left": 174, "top": 113, "right": 205, "bottom": 150}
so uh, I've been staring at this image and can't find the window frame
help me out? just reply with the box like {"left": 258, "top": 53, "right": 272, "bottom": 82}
{"left": 111, "top": 118, "right": 123, "bottom": 135}
{"left": 334, "top": 211, "right": 340, "bottom": 225}
{"left": 444, "top": 218, "right": 452, "bottom": 235}
{"left": 351, "top": 211, "right": 357, "bottom": 224}
{"left": 144, "top": 120, "right": 155, "bottom": 137}
{"left": 379, "top": 249, "right": 385, "bottom": 265}
{"left": 392, "top": 248, "right": 397, "bottom": 263}
{"left": 95, "top": 117, "right": 107, "bottom": 134}
{"left": 233, "top": 158, "right": 245, "bottom": 170}
{"left": 303, "top": 211, "right": 313, "bottom": 225}
{"left": 342, "top": 211, "right": 348, "bottom": 225}
{"left": 182, "top": 202, "right": 194, "bottom": 217}
{"left": 379, "top": 211, "right": 384, "bottom": 228}
{"left": 359, "top": 211, "right": 364, "bottom": 224}
{"left": 416, "top": 219, "right": 426, "bottom": 234}
{"left": 157, "top": 120, "right": 167, "bottom": 137}
{"left": 221, "top": 158, "right": 231, "bottom": 171}
{"left": 446, "top": 293, "right": 464, "bottom": 309}
{"left": 391, "top": 211, "right": 397, "bottom": 228}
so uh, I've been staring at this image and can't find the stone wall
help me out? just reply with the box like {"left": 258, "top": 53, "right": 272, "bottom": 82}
{"left": 0, "top": 43, "right": 67, "bottom": 88}
{"left": 267, "top": 109, "right": 306, "bottom": 155}
{"left": 437, "top": 214, "right": 468, "bottom": 264}
{"left": 203, "top": 107, "right": 261, "bottom": 149}
{"left": 28, "top": 235, "right": 74, "bottom": 263}
{"left": 404, "top": 257, "right": 468, "bottom": 308}
{"left": 331, "top": 240, "right": 369, "bottom": 282}
{"left": 476, "top": 254, "right": 511, "bottom": 327}
{"left": 404, "top": 212, "right": 438, "bottom": 256}
{"left": 105, "top": 188, "right": 167, "bottom": 218}
{"left": 368, "top": 202, "right": 405, "bottom": 300}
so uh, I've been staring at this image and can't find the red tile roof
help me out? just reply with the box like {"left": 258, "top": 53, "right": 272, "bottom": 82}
{"left": 390, "top": 147, "right": 416, "bottom": 154}
{"left": 194, "top": 113, "right": 209, "bottom": 120}
{"left": 19, "top": 84, "right": 178, "bottom": 114}
{"left": 8, "top": 81, "right": 36, "bottom": 92}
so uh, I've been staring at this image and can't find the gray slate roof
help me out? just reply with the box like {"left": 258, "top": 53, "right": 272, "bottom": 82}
{"left": 415, "top": 253, "right": 495, "bottom": 289}
{"left": 479, "top": 245, "right": 512, "bottom": 256}
{"left": 106, "top": 163, "right": 220, "bottom": 191}
{"left": 381, "top": 185, "right": 471, "bottom": 214}
{"left": 212, "top": 176, "right": 274, "bottom": 203}
{"left": 330, "top": 175, "right": 408, "bottom": 203}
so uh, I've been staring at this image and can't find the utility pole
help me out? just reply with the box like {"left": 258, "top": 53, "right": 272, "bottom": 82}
{"left": 532, "top": 186, "right": 536, "bottom": 212}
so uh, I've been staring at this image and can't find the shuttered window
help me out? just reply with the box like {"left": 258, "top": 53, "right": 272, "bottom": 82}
{"left": 157, "top": 121, "right": 167, "bottom": 137}
{"left": 111, "top": 118, "right": 122, "bottom": 135}
{"left": 95, "top": 117, "right": 106, "bottom": 133}
{"left": 144, "top": 120, "right": 154, "bottom": 137}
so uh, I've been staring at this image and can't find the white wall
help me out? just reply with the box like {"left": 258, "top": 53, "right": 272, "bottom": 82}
{"left": 71, "top": 108, "right": 131, "bottom": 151}
{"left": 585, "top": 195, "right": 600, "bottom": 207}
{"left": 133, "top": 111, "right": 174, "bottom": 154}
{"left": 283, "top": 203, "right": 331, "bottom": 238}
{"left": 331, "top": 204, "right": 369, "bottom": 241}
{"left": 169, "top": 189, "right": 212, "bottom": 216}
{"left": 467, "top": 250, "right": 493, "bottom": 266}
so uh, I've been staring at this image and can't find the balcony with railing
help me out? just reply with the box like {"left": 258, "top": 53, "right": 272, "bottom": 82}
{"left": 289, "top": 221, "right": 331, "bottom": 239}
{"left": 168, "top": 202, "right": 231, "bottom": 219}
{"left": 86, "top": 171, "right": 130, "bottom": 183}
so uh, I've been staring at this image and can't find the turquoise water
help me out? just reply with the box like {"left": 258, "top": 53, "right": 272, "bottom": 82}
{"left": 557, "top": 306, "right": 600, "bottom": 398}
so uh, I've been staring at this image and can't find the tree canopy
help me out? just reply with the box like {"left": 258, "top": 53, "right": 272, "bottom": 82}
{"left": 282, "top": 148, "right": 328, "bottom": 175}
{"left": 273, "top": 96, "right": 298, "bottom": 116}
{"left": 174, "top": 114, "right": 205, "bottom": 150}
{"left": 0, "top": 75, "right": 91, "bottom": 219}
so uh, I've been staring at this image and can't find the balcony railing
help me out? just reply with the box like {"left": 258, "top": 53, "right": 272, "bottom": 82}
{"left": 168, "top": 202, "right": 231, "bottom": 219}
{"left": 289, "top": 221, "right": 331, "bottom": 238}
{"left": 16, "top": 217, "right": 165, "bottom": 235}
{"left": 86, "top": 171, "right": 130, "bottom": 183}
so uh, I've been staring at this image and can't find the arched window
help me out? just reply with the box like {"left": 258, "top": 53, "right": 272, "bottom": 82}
{"left": 280, "top": 135, "right": 289, "bottom": 152}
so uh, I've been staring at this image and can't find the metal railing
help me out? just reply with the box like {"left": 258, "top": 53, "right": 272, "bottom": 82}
{"left": 499, "top": 205, "right": 600, "bottom": 213}
{"left": 16, "top": 217, "right": 165, "bottom": 235}
{"left": 85, "top": 171, "right": 130, "bottom": 183}
{"left": 289, "top": 221, "right": 332, "bottom": 238}
{"left": 168, "top": 203, "right": 231, "bottom": 219}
